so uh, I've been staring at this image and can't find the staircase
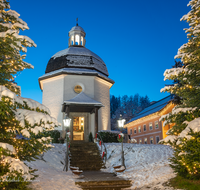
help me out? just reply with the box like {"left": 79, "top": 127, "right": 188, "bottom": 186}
{"left": 69, "top": 141, "right": 104, "bottom": 171}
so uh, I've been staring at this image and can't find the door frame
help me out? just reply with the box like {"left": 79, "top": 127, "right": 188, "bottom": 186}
{"left": 69, "top": 112, "right": 89, "bottom": 142}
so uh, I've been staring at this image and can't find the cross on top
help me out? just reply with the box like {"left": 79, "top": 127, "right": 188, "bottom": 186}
{"left": 76, "top": 18, "right": 78, "bottom": 26}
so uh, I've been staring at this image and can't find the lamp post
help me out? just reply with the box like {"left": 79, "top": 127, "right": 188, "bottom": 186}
{"left": 63, "top": 114, "right": 71, "bottom": 171}
{"left": 117, "top": 114, "right": 126, "bottom": 167}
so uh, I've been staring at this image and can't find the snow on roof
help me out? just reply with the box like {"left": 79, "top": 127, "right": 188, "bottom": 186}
{"left": 52, "top": 47, "right": 104, "bottom": 63}
{"left": 128, "top": 95, "right": 174, "bottom": 123}
{"left": 64, "top": 92, "right": 103, "bottom": 106}
{"left": 69, "top": 25, "right": 85, "bottom": 33}
{"left": 39, "top": 68, "right": 114, "bottom": 85}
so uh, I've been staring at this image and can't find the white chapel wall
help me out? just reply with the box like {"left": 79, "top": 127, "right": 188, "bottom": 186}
{"left": 42, "top": 75, "right": 64, "bottom": 130}
{"left": 94, "top": 77, "right": 111, "bottom": 131}
{"left": 63, "top": 75, "right": 95, "bottom": 100}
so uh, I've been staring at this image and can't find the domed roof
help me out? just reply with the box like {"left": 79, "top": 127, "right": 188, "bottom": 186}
{"left": 45, "top": 46, "right": 109, "bottom": 76}
{"left": 69, "top": 25, "right": 85, "bottom": 33}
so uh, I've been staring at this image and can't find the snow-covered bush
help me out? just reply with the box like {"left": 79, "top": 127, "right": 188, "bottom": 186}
{"left": 0, "top": 0, "right": 60, "bottom": 189}
{"left": 160, "top": 0, "right": 200, "bottom": 179}
{"left": 97, "top": 130, "right": 120, "bottom": 143}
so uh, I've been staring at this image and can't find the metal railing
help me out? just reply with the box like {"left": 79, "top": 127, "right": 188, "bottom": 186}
{"left": 96, "top": 132, "right": 107, "bottom": 165}
{"left": 63, "top": 131, "right": 69, "bottom": 171}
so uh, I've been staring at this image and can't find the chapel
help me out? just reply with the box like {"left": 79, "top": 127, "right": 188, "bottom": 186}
{"left": 38, "top": 24, "right": 114, "bottom": 141}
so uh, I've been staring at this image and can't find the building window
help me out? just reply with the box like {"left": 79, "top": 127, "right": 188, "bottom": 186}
{"left": 150, "top": 136, "right": 154, "bottom": 144}
{"left": 139, "top": 139, "right": 142, "bottom": 144}
{"left": 155, "top": 121, "right": 159, "bottom": 129}
{"left": 149, "top": 123, "right": 153, "bottom": 130}
{"left": 75, "top": 34, "right": 80, "bottom": 45}
{"left": 143, "top": 124, "right": 146, "bottom": 132}
{"left": 130, "top": 129, "right": 132, "bottom": 135}
{"left": 134, "top": 127, "right": 137, "bottom": 134}
{"left": 144, "top": 138, "right": 147, "bottom": 144}
{"left": 138, "top": 126, "right": 141, "bottom": 133}
{"left": 156, "top": 136, "right": 160, "bottom": 144}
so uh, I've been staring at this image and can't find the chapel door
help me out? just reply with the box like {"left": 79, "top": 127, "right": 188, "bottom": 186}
{"left": 72, "top": 116, "right": 85, "bottom": 141}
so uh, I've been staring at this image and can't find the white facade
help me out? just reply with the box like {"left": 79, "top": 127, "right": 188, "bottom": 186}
{"left": 39, "top": 24, "right": 114, "bottom": 140}
{"left": 40, "top": 74, "right": 112, "bottom": 134}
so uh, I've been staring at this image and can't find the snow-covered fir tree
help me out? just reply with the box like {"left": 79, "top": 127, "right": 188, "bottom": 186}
{"left": 0, "top": 0, "right": 60, "bottom": 189}
{"left": 160, "top": 0, "right": 200, "bottom": 179}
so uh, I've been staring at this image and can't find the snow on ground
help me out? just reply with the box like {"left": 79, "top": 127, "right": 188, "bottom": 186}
{"left": 26, "top": 143, "right": 178, "bottom": 190}
{"left": 103, "top": 143, "right": 175, "bottom": 189}
{"left": 26, "top": 144, "right": 81, "bottom": 190}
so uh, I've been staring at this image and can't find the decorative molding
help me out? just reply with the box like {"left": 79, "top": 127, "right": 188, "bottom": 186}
{"left": 131, "top": 131, "right": 161, "bottom": 138}
{"left": 95, "top": 77, "right": 113, "bottom": 88}
{"left": 39, "top": 75, "right": 65, "bottom": 90}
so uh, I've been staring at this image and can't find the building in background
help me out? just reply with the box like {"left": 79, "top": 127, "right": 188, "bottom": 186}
{"left": 38, "top": 24, "right": 114, "bottom": 141}
{"left": 125, "top": 95, "right": 175, "bottom": 144}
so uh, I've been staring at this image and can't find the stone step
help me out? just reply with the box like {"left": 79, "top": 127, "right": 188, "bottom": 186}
{"left": 70, "top": 151, "right": 100, "bottom": 154}
{"left": 76, "top": 184, "right": 131, "bottom": 190}
{"left": 70, "top": 157, "right": 102, "bottom": 162}
{"left": 70, "top": 152, "right": 100, "bottom": 156}
{"left": 70, "top": 162, "right": 103, "bottom": 167}
{"left": 75, "top": 171, "right": 132, "bottom": 190}
{"left": 70, "top": 141, "right": 103, "bottom": 171}
{"left": 76, "top": 179, "right": 132, "bottom": 189}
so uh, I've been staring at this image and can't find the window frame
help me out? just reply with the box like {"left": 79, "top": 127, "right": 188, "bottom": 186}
{"left": 149, "top": 122, "right": 153, "bottom": 131}
{"left": 150, "top": 136, "right": 154, "bottom": 144}
{"left": 156, "top": 136, "right": 160, "bottom": 144}
{"left": 139, "top": 138, "right": 142, "bottom": 144}
{"left": 143, "top": 124, "right": 146, "bottom": 132}
{"left": 138, "top": 126, "right": 141, "bottom": 133}
{"left": 155, "top": 121, "right": 159, "bottom": 129}
{"left": 144, "top": 138, "right": 147, "bottom": 144}
{"left": 134, "top": 127, "right": 137, "bottom": 134}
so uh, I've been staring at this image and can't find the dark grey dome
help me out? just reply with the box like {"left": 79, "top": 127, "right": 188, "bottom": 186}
{"left": 69, "top": 25, "right": 85, "bottom": 33}
{"left": 45, "top": 46, "right": 109, "bottom": 76}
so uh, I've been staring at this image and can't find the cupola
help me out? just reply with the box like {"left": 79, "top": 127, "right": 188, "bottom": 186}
{"left": 68, "top": 23, "right": 86, "bottom": 47}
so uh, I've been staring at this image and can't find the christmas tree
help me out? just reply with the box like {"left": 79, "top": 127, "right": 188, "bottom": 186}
{"left": 0, "top": 0, "right": 60, "bottom": 189}
{"left": 160, "top": 0, "right": 200, "bottom": 179}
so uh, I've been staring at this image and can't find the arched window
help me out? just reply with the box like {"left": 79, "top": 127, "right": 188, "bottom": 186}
{"left": 75, "top": 34, "right": 80, "bottom": 45}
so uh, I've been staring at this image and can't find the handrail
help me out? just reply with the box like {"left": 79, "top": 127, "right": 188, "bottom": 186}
{"left": 63, "top": 131, "right": 69, "bottom": 171}
{"left": 96, "top": 132, "right": 107, "bottom": 165}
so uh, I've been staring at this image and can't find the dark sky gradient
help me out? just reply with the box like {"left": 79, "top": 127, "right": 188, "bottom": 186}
{"left": 10, "top": 0, "right": 190, "bottom": 103}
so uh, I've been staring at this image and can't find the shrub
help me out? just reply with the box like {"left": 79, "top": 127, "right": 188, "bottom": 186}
{"left": 97, "top": 131, "right": 119, "bottom": 143}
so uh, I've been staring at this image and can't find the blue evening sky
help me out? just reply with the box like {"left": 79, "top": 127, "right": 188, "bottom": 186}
{"left": 11, "top": 0, "right": 190, "bottom": 103}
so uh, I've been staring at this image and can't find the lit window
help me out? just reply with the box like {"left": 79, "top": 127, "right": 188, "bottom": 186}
{"left": 75, "top": 35, "right": 80, "bottom": 45}
{"left": 156, "top": 136, "right": 160, "bottom": 144}
{"left": 150, "top": 137, "right": 154, "bottom": 144}
{"left": 144, "top": 138, "right": 147, "bottom": 144}
{"left": 138, "top": 126, "right": 141, "bottom": 133}
{"left": 139, "top": 139, "right": 142, "bottom": 144}
{"left": 134, "top": 127, "right": 137, "bottom": 134}
{"left": 155, "top": 121, "right": 159, "bottom": 129}
{"left": 149, "top": 123, "right": 153, "bottom": 130}
{"left": 143, "top": 124, "right": 146, "bottom": 131}
{"left": 130, "top": 129, "right": 132, "bottom": 135}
